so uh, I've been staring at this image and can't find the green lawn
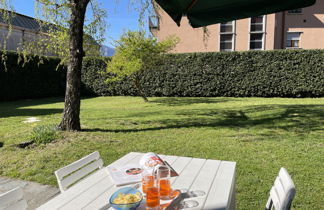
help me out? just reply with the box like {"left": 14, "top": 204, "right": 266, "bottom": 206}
{"left": 0, "top": 97, "right": 323, "bottom": 209}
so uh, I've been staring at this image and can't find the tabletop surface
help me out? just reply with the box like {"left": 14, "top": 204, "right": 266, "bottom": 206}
{"left": 37, "top": 152, "right": 236, "bottom": 210}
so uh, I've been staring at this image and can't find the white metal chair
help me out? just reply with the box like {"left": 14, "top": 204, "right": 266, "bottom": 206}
{"left": 0, "top": 187, "right": 27, "bottom": 210}
{"left": 55, "top": 151, "right": 104, "bottom": 192}
{"left": 265, "top": 168, "right": 296, "bottom": 210}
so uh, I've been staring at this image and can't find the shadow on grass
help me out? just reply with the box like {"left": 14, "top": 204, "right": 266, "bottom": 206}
{"left": 150, "top": 97, "right": 234, "bottom": 106}
{"left": 0, "top": 97, "right": 64, "bottom": 118}
{"left": 83, "top": 104, "right": 324, "bottom": 134}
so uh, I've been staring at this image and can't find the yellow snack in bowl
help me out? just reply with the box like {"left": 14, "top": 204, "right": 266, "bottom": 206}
{"left": 113, "top": 192, "right": 142, "bottom": 204}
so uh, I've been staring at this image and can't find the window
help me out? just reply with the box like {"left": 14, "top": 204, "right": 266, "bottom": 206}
{"left": 286, "top": 32, "right": 301, "bottom": 49}
{"left": 149, "top": 16, "right": 159, "bottom": 30}
{"left": 219, "top": 21, "right": 235, "bottom": 51}
{"left": 249, "top": 15, "right": 265, "bottom": 50}
{"left": 288, "top": 9, "right": 302, "bottom": 14}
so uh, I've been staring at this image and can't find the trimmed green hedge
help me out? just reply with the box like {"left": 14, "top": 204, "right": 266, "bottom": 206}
{"left": 0, "top": 51, "right": 66, "bottom": 101}
{"left": 1, "top": 50, "right": 323, "bottom": 101}
{"left": 82, "top": 50, "right": 324, "bottom": 98}
{"left": 81, "top": 56, "right": 139, "bottom": 96}
{"left": 81, "top": 57, "right": 111, "bottom": 96}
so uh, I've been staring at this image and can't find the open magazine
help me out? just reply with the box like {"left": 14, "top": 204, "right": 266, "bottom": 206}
{"left": 107, "top": 153, "right": 178, "bottom": 186}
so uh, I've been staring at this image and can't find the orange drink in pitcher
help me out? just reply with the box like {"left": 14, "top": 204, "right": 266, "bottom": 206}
{"left": 159, "top": 179, "right": 171, "bottom": 198}
{"left": 156, "top": 165, "right": 171, "bottom": 199}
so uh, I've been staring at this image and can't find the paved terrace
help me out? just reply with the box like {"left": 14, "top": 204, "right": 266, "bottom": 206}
{"left": 0, "top": 177, "right": 59, "bottom": 210}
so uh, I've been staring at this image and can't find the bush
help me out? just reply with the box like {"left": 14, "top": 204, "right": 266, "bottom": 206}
{"left": 1, "top": 49, "right": 323, "bottom": 100}
{"left": 81, "top": 56, "right": 112, "bottom": 96}
{"left": 0, "top": 51, "right": 66, "bottom": 101}
{"left": 81, "top": 56, "right": 138, "bottom": 96}
{"left": 82, "top": 49, "right": 324, "bottom": 98}
{"left": 31, "top": 124, "right": 59, "bottom": 145}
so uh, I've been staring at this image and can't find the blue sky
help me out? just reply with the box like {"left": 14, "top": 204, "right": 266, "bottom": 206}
{"left": 10, "top": 0, "right": 151, "bottom": 47}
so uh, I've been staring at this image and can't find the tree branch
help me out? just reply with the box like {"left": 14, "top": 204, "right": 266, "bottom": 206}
{"left": 35, "top": 0, "right": 72, "bottom": 9}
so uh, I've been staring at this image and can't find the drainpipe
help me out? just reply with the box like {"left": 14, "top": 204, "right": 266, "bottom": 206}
{"left": 281, "top": 11, "right": 286, "bottom": 49}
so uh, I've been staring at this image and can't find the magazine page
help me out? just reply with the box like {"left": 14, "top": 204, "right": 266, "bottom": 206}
{"left": 107, "top": 164, "right": 143, "bottom": 186}
{"left": 139, "top": 153, "right": 179, "bottom": 177}
{"left": 107, "top": 153, "right": 179, "bottom": 186}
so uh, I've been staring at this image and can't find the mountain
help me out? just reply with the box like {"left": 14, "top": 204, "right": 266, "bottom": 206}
{"left": 100, "top": 45, "right": 115, "bottom": 57}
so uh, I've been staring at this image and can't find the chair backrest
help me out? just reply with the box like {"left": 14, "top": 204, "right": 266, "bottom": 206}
{"left": 0, "top": 187, "right": 27, "bottom": 210}
{"left": 265, "top": 168, "right": 296, "bottom": 210}
{"left": 55, "top": 151, "right": 103, "bottom": 192}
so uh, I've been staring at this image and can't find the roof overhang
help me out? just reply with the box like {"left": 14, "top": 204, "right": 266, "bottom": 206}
{"left": 154, "top": 0, "right": 317, "bottom": 28}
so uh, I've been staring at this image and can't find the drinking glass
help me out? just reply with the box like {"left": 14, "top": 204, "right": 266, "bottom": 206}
{"left": 156, "top": 165, "right": 171, "bottom": 200}
{"left": 142, "top": 173, "right": 154, "bottom": 195}
{"left": 145, "top": 177, "right": 160, "bottom": 210}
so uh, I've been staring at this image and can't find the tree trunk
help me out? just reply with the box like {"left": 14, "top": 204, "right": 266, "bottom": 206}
{"left": 58, "top": 0, "right": 89, "bottom": 131}
{"left": 134, "top": 73, "right": 149, "bottom": 102}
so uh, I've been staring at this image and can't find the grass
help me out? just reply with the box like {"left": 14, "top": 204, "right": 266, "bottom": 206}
{"left": 0, "top": 96, "right": 323, "bottom": 209}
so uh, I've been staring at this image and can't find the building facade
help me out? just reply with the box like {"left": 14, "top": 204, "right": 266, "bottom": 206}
{"left": 0, "top": 11, "right": 106, "bottom": 56}
{"left": 0, "top": 12, "right": 43, "bottom": 52}
{"left": 149, "top": 0, "right": 324, "bottom": 53}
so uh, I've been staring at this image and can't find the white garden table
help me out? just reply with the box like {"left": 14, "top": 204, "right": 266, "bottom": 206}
{"left": 36, "top": 152, "right": 236, "bottom": 210}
